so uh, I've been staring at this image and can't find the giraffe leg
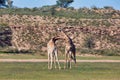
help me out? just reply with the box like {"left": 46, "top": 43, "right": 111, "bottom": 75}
{"left": 48, "top": 52, "right": 50, "bottom": 69}
{"left": 64, "top": 53, "right": 68, "bottom": 69}
{"left": 68, "top": 57, "right": 72, "bottom": 69}
{"left": 55, "top": 49, "right": 61, "bottom": 69}
{"left": 64, "top": 49, "right": 66, "bottom": 69}
{"left": 68, "top": 51, "right": 72, "bottom": 69}
{"left": 50, "top": 52, "right": 53, "bottom": 69}
{"left": 53, "top": 53, "right": 57, "bottom": 69}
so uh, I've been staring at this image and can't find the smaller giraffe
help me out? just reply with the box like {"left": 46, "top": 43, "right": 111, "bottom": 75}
{"left": 47, "top": 36, "right": 61, "bottom": 69}
{"left": 58, "top": 28, "right": 76, "bottom": 69}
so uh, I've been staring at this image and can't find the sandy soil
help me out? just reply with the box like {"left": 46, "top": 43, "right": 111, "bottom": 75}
{"left": 0, "top": 59, "right": 120, "bottom": 62}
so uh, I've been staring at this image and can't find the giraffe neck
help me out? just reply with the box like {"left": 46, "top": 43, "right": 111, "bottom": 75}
{"left": 61, "top": 31, "right": 69, "bottom": 39}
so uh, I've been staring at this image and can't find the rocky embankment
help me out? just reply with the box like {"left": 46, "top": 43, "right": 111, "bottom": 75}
{"left": 0, "top": 15, "right": 120, "bottom": 54}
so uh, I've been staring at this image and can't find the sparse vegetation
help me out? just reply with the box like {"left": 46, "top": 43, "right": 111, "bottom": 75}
{"left": 0, "top": 7, "right": 120, "bottom": 19}
{"left": 0, "top": 7, "right": 120, "bottom": 56}
{"left": 80, "top": 49, "right": 120, "bottom": 56}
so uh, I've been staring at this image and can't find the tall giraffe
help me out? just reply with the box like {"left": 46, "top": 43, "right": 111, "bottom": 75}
{"left": 58, "top": 28, "right": 76, "bottom": 69}
{"left": 47, "top": 36, "right": 61, "bottom": 69}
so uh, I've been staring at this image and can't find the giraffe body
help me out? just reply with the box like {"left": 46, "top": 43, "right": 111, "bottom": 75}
{"left": 47, "top": 37, "right": 61, "bottom": 69}
{"left": 58, "top": 29, "right": 76, "bottom": 69}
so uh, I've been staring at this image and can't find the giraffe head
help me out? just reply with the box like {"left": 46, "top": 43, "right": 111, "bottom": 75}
{"left": 57, "top": 28, "right": 68, "bottom": 40}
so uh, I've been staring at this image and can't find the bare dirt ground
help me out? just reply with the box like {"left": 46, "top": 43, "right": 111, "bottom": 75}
{"left": 0, "top": 59, "right": 120, "bottom": 62}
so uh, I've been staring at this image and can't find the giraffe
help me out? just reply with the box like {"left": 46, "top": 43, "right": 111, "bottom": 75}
{"left": 57, "top": 28, "right": 76, "bottom": 69}
{"left": 47, "top": 36, "right": 61, "bottom": 69}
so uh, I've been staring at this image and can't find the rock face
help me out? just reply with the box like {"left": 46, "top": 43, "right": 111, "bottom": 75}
{"left": 0, "top": 26, "right": 12, "bottom": 47}
{"left": 0, "top": 15, "right": 120, "bottom": 52}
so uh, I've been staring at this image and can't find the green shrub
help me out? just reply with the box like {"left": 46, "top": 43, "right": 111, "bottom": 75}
{"left": 0, "top": 7, "right": 118, "bottom": 19}
{"left": 80, "top": 48, "right": 120, "bottom": 56}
